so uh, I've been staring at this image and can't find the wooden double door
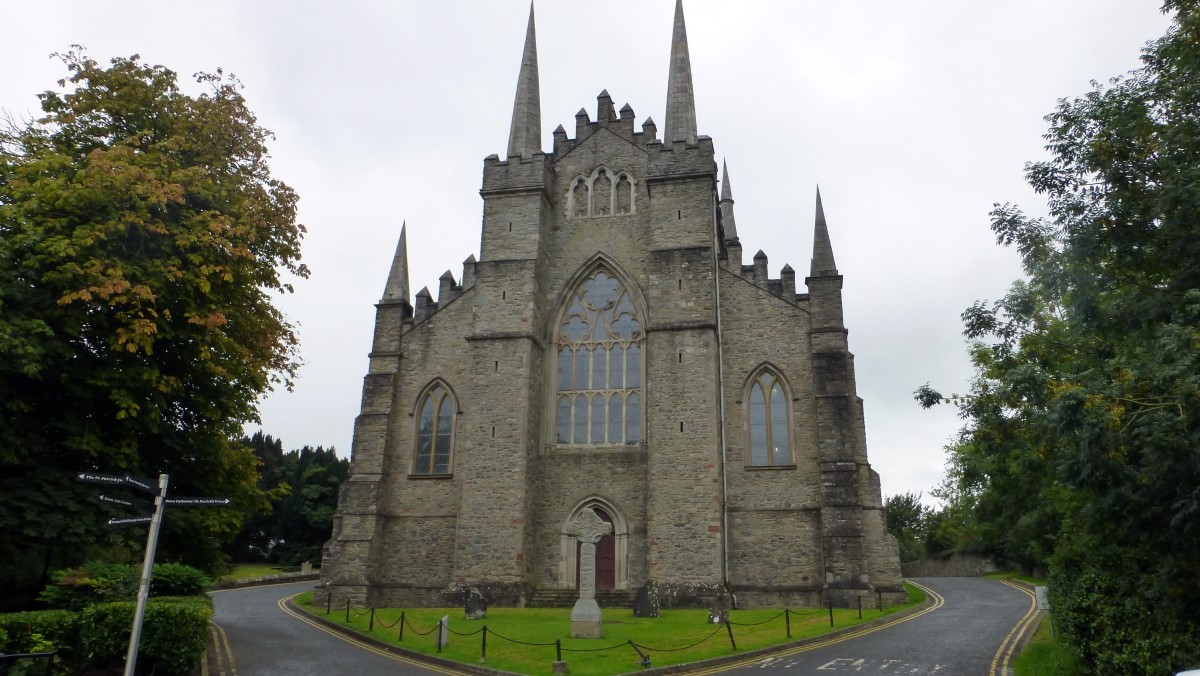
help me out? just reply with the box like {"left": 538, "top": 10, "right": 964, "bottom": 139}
{"left": 575, "top": 507, "right": 616, "bottom": 590}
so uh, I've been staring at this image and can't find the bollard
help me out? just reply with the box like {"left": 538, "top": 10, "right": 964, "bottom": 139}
{"left": 828, "top": 599, "right": 834, "bottom": 627}
{"left": 345, "top": 599, "right": 351, "bottom": 623}
{"left": 877, "top": 590, "right": 883, "bottom": 611}
{"left": 437, "top": 618, "right": 444, "bottom": 653}
{"left": 785, "top": 608, "right": 791, "bottom": 638}
{"left": 398, "top": 611, "right": 406, "bottom": 641}
{"left": 325, "top": 590, "right": 331, "bottom": 614}
{"left": 725, "top": 620, "right": 737, "bottom": 651}
{"left": 629, "top": 641, "right": 651, "bottom": 668}
{"left": 481, "top": 626, "right": 487, "bottom": 660}
{"left": 369, "top": 607, "right": 375, "bottom": 631}
{"left": 556, "top": 639, "right": 562, "bottom": 662}
{"left": 857, "top": 596, "right": 862, "bottom": 619}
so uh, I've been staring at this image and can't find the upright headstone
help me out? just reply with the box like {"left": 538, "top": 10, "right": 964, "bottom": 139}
{"left": 465, "top": 586, "right": 488, "bottom": 620}
{"left": 633, "top": 584, "right": 659, "bottom": 618}
{"left": 564, "top": 508, "right": 613, "bottom": 638}
{"left": 300, "top": 561, "right": 313, "bottom": 574}
{"left": 438, "top": 615, "right": 450, "bottom": 649}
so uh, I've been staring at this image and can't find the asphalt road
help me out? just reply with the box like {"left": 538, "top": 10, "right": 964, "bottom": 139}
{"left": 715, "top": 578, "right": 1038, "bottom": 676}
{"left": 209, "top": 581, "right": 444, "bottom": 675}
{"left": 208, "top": 577, "right": 1037, "bottom": 676}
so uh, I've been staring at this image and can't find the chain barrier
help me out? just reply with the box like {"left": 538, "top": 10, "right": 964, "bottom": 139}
{"left": 727, "top": 609, "right": 787, "bottom": 626}
{"left": 630, "top": 623, "right": 725, "bottom": 652}
{"left": 485, "top": 629, "right": 559, "bottom": 647}
{"left": 402, "top": 614, "right": 441, "bottom": 636}
{"left": 559, "top": 640, "right": 628, "bottom": 653}
{"left": 444, "top": 624, "right": 486, "bottom": 637}
{"left": 374, "top": 612, "right": 404, "bottom": 629}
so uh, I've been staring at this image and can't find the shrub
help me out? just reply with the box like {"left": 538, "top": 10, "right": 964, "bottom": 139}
{"left": 150, "top": 563, "right": 212, "bottom": 596}
{"left": 38, "top": 561, "right": 138, "bottom": 610}
{"left": 0, "top": 609, "right": 80, "bottom": 674}
{"left": 80, "top": 598, "right": 212, "bottom": 675}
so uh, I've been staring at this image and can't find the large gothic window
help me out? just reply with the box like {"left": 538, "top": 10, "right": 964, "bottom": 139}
{"left": 745, "top": 368, "right": 792, "bottom": 466}
{"left": 555, "top": 269, "right": 643, "bottom": 445}
{"left": 413, "top": 382, "right": 455, "bottom": 475}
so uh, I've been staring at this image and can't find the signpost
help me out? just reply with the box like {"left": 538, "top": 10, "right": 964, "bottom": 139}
{"left": 78, "top": 470, "right": 230, "bottom": 676}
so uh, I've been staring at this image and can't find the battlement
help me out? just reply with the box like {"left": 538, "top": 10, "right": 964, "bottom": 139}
{"left": 481, "top": 152, "right": 552, "bottom": 194}
{"left": 724, "top": 248, "right": 802, "bottom": 304}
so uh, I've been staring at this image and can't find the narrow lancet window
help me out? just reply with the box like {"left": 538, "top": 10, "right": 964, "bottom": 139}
{"left": 746, "top": 369, "right": 792, "bottom": 467}
{"left": 414, "top": 383, "right": 456, "bottom": 475}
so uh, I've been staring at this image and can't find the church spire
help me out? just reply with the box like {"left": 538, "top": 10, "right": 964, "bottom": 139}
{"left": 810, "top": 187, "right": 839, "bottom": 277}
{"left": 383, "top": 222, "right": 410, "bottom": 303}
{"left": 719, "top": 159, "right": 739, "bottom": 242}
{"left": 506, "top": 3, "right": 542, "bottom": 160}
{"left": 664, "top": 0, "right": 698, "bottom": 144}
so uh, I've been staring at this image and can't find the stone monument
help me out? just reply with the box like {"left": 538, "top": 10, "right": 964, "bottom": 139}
{"left": 565, "top": 508, "right": 612, "bottom": 638}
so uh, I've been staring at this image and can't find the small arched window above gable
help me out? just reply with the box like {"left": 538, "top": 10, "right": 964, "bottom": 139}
{"left": 567, "top": 167, "right": 636, "bottom": 218}
{"left": 745, "top": 367, "right": 794, "bottom": 467}
{"left": 412, "top": 381, "right": 456, "bottom": 476}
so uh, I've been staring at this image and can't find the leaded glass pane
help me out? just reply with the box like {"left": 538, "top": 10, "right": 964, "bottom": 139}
{"left": 435, "top": 433, "right": 451, "bottom": 474}
{"left": 573, "top": 397, "right": 588, "bottom": 445}
{"left": 749, "top": 383, "right": 767, "bottom": 465}
{"left": 626, "top": 345, "right": 641, "bottom": 387}
{"left": 558, "top": 347, "right": 573, "bottom": 391}
{"left": 608, "top": 394, "right": 623, "bottom": 443}
{"left": 625, "top": 393, "right": 641, "bottom": 442}
{"left": 583, "top": 273, "right": 618, "bottom": 309}
{"left": 562, "top": 316, "right": 588, "bottom": 343}
{"left": 769, "top": 382, "right": 789, "bottom": 464}
{"left": 574, "top": 347, "right": 590, "bottom": 391}
{"left": 613, "top": 313, "right": 639, "bottom": 340}
{"left": 590, "top": 395, "right": 606, "bottom": 443}
{"left": 437, "top": 396, "right": 453, "bottom": 435}
{"left": 592, "top": 348, "right": 606, "bottom": 390}
{"left": 608, "top": 345, "right": 624, "bottom": 388}
{"left": 557, "top": 396, "right": 572, "bottom": 443}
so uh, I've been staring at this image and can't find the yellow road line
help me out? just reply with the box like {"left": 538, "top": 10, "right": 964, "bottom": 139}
{"left": 210, "top": 621, "right": 238, "bottom": 676}
{"left": 990, "top": 580, "right": 1040, "bottom": 676}
{"left": 277, "top": 593, "right": 473, "bottom": 675}
{"left": 691, "top": 583, "right": 946, "bottom": 675}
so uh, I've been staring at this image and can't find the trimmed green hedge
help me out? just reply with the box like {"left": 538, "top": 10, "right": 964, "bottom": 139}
{"left": 0, "top": 597, "right": 211, "bottom": 675}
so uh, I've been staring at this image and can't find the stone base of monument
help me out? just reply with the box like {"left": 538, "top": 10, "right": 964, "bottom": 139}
{"left": 552, "top": 660, "right": 571, "bottom": 675}
{"left": 570, "top": 598, "right": 603, "bottom": 638}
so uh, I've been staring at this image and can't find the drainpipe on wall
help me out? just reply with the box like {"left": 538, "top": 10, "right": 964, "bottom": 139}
{"left": 710, "top": 191, "right": 731, "bottom": 597}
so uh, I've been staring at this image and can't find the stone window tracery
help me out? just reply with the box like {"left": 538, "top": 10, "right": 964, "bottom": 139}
{"left": 554, "top": 269, "right": 643, "bottom": 445}
{"left": 413, "top": 382, "right": 455, "bottom": 475}
{"left": 745, "top": 368, "right": 793, "bottom": 467}
{"left": 568, "top": 167, "right": 636, "bottom": 218}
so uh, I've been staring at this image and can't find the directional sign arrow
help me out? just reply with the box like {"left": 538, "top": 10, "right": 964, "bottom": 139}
{"left": 77, "top": 472, "right": 126, "bottom": 485}
{"left": 108, "top": 516, "right": 153, "bottom": 527}
{"left": 99, "top": 494, "right": 153, "bottom": 513}
{"left": 164, "top": 497, "right": 232, "bottom": 506}
{"left": 122, "top": 474, "right": 156, "bottom": 494}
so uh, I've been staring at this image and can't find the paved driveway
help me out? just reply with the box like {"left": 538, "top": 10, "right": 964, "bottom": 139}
{"left": 209, "top": 578, "right": 1038, "bottom": 676}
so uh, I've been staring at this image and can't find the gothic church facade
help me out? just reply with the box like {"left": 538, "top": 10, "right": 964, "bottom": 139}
{"left": 318, "top": 2, "right": 903, "bottom": 609}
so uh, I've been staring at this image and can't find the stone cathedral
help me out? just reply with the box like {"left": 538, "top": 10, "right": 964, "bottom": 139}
{"left": 317, "top": 2, "right": 903, "bottom": 610}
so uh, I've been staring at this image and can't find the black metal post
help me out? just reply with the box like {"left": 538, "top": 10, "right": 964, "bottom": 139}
{"left": 481, "top": 626, "right": 487, "bottom": 660}
{"left": 828, "top": 600, "right": 834, "bottom": 627}
{"left": 628, "top": 641, "right": 651, "bottom": 668}
{"left": 398, "top": 611, "right": 406, "bottom": 641}
{"left": 785, "top": 608, "right": 791, "bottom": 638}
{"left": 556, "top": 639, "right": 562, "bottom": 662}
{"left": 437, "top": 618, "right": 444, "bottom": 653}
{"left": 877, "top": 590, "right": 883, "bottom": 611}
{"left": 369, "top": 607, "right": 375, "bottom": 631}
{"left": 325, "top": 590, "right": 331, "bottom": 614}
{"left": 725, "top": 620, "right": 737, "bottom": 651}
{"left": 345, "top": 598, "right": 350, "bottom": 623}
{"left": 857, "top": 596, "right": 862, "bottom": 619}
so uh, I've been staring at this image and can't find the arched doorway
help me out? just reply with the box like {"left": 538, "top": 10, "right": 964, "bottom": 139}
{"left": 559, "top": 498, "right": 629, "bottom": 590}
{"left": 576, "top": 508, "right": 616, "bottom": 590}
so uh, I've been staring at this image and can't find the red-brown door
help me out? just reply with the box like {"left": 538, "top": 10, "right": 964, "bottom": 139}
{"left": 576, "top": 508, "right": 616, "bottom": 590}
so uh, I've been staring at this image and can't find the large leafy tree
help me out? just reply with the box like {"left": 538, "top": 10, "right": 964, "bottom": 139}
{"left": 0, "top": 49, "right": 307, "bottom": 607}
{"left": 917, "top": 2, "right": 1200, "bottom": 671}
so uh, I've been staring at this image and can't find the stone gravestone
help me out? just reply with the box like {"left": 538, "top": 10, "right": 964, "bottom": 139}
{"left": 632, "top": 584, "right": 659, "bottom": 618}
{"left": 564, "top": 508, "right": 613, "bottom": 638}
{"left": 707, "top": 593, "right": 730, "bottom": 624}
{"left": 437, "top": 615, "right": 450, "bottom": 649}
{"left": 464, "top": 586, "right": 488, "bottom": 620}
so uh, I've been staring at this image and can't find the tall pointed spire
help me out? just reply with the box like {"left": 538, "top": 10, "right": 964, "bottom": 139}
{"left": 719, "top": 159, "right": 739, "bottom": 242}
{"left": 383, "top": 222, "right": 410, "bottom": 303}
{"left": 664, "top": 0, "right": 698, "bottom": 144}
{"left": 507, "top": 3, "right": 542, "bottom": 160}
{"left": 810, "top": 187, "right": 839, "bottom": 277}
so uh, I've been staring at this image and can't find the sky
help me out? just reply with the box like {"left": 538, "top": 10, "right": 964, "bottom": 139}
{"left": 2, "top": 1, "right": 1174, "bottom": 505}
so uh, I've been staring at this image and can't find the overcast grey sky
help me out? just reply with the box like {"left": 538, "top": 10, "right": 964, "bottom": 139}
{"left": 3, "top": 1, "right": 1173, "bottom": 504}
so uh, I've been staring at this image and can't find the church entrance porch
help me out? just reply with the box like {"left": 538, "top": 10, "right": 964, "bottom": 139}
{"left": 560, "top": 498, "right": 628, "bottom": 590}
{"left": 576, "top": 508, "right": 616, "bottom": 590}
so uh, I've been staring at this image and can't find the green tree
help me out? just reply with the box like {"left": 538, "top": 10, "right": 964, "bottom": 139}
{"left": 918, "top": 3, "right": 1200, "bottom": 671}
{"left": 0, "top": 49, "right": 306, "bottom": 607}
{"left": 883, "top": 492, "right": 929, "bottom": 562}
{"left": 230, "top": 435, "right": 348, "bottom": 567}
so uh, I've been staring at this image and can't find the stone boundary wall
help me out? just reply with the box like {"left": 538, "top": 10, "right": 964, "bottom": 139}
{"left": 901, "top": 554, "right": 998, "bottom": 578}
{"left": 209, "top": 571, "right": 321, "bottom": 590}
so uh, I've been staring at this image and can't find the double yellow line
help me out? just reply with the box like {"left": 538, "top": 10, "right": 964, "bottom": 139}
{"left": 990, "top": 580, "right": 1042, "bottom": 676}
{"left": 208, "top": 621, "right": 238, "bottom": 676}
{"left": 690, "top": 582, "right": 946, "bottom": 675}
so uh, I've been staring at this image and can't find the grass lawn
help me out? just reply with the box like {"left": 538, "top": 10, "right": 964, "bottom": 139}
{"left": 1014, "top": 616, "right": 1080, "bottom": 676}
{"left": 220, "top": 562, "right": 289, "bottom": 581}
{"left": 984, "top": 570, "right": 1047, "bottom": 586}
{"left": 294, "top": 584, "right": 923, "bottom": 676}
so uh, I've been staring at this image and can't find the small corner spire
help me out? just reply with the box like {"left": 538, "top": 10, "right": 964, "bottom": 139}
{"left": 507, "top": 2, "right": 542, "bottom": 160}
{"left": 383, "top": 221, "right": 410, "bottom": 303}
{"left": 664, "top": 0, "right": 698, "bottom": 144}
{"left": 719, "top": 159, "right": 739, "bottom": 242}
{"left": 810, "top": 187, "right": 839, "bottom": 277}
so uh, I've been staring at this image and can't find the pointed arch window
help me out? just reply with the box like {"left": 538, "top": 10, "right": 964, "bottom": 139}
{"left": 413, "top": 382, "right": 455, "bottom": 475}
{"left": 567, "top": 167, "right": 636, "bottom": 218}
{"left": 554, "top": 268, "right": 643, "bottom": 445}
{"left": 745, "top": 369, "right": 793, "bottom": 467}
